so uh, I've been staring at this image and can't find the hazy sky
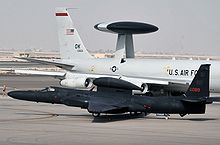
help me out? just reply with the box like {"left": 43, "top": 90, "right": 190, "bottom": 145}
{"left": 0, "top": 0, "right": 220, "bottom": 55}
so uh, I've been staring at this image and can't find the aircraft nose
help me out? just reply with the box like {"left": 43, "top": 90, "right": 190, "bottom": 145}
{"left": 8, "top": 91, "right": 24, "bottom": 99}
{"left": 7, "top": 90, "right": 36, "bottom": 101}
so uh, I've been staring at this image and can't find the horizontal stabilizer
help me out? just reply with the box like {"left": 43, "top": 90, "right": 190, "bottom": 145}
{"left": 207, "top": 97, "right": 220, "bottom": 102}
{"left": 182, "top": 97, "right": 220, "bottom": 104}
{"left": 181, "top": 98, "right": 207, "bottom": 103}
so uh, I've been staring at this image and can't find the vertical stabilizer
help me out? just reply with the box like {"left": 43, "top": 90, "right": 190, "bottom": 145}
{"left": 185, "top": 64, "right": 210, "bottom": 98}
{"left": 55, "top": 7, "right": 92, "bottom": 59}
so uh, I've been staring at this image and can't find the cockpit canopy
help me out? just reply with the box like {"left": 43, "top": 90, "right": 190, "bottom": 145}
{"left": 40, "top": 87, "right": 55, "bottom": 92}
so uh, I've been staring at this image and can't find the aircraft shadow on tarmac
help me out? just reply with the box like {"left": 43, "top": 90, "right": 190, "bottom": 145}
{"left": 92, "top": 114, "right": 145, "bottom": 123}
{"left": 146, "top": 116, "right": 218, "bottom": 122}
{"left": 17, "top": 112, "right": 91, "bottom": 118}
{"left": 180, "top": 118, "right": 218, "bottom": 121}
{"left": 16, "top": 112, "right": 144, "bottom": 123}
{"left": 92, "top": 114, "right": 218, "bottom": 123}
{"left": 16, "top": 112, "right": 218, "bottom": 123}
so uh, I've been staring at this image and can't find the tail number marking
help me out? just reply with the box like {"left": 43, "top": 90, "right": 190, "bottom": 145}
{"left": 190, "top": 87, "right": 201, "bottom": 92}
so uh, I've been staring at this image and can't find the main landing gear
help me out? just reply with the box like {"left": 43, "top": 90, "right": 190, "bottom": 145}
{"left": 129, "top": 112, "right": 148, "bottom": 116}
{"left": 92, "top": 113, "right": 100, "bottom": 117}
{"left": 179, "top": 113, "right": 186, "bottom": 117}
{"left": 156, "top": 113, "right": 170, "bottom": 120}
{"left": 164, "top": 114, "right": 170, "bottom": 120}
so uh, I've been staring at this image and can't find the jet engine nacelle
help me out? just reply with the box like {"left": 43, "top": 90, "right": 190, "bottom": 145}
{"left": 140, "top": 83, "right": 149, "bottom": 94}
{"left": 131, "top": 83, "right": 149, "bottom": 94}
{"left": 60, "top": 77, "right": 93, "bottom": 88}
{"left": 119, "top": 77, "right": 149, "bottom": 94}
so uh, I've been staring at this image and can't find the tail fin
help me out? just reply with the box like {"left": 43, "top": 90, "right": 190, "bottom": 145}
{"left": 185, "top": 64, "right": 210, "bottom": 98}
{"left": 55, "top": 7, "right": 92, "bottom": 59}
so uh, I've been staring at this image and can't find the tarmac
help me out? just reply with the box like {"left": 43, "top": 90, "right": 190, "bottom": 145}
{"left": 0, "top": 76, "right": 220, "bottom": 145}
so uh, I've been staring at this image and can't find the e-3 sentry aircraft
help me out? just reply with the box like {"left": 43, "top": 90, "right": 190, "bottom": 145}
{"left": 16, "top": 7, "right": 220, "bottom": 95}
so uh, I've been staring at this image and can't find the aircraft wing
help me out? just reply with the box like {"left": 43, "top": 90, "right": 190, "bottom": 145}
{"left": 93, "top": 76, "right": 189, "bottom": 95}
{"left": 120, "top": 75, "right": 191, "bottom": 93}
{"left": 88, "top": 102, "right": 128, "bottom": 113}
{"left": 88, "top": 102, "right": 117, "bottom": 113}
{"left": 15, "top": 57, "right": 75, "bottom": 71}
{"left": 88, "top": 96, "right": 128, "bottom": 113}
{"left": 148, "top": 81, "right": 189, "bottom": 93}
{"left": 14, "top": 57, "right": 191, "bottom": 93}
{"left": 15, "top": 69, "right": 65, "bottom": 78}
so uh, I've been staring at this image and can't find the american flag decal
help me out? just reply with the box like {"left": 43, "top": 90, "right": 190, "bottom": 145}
{"left": 66, "top": 29, "right": 74, "bottom": 35}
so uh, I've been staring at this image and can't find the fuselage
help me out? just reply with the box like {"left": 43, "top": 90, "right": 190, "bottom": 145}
{"left": 8, "top": 87, "right": 206, "bottom": 115}
{"left": 62, "top": 58, "right": 220, "bottom": 92}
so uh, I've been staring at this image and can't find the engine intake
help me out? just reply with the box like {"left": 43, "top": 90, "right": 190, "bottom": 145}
{"left": 60, "top": 77, "right": 93, "bottom": 88}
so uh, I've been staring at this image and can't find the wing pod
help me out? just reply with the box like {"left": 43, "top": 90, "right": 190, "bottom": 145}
{"left": 93, "top": 77, "right": 141, "bottom": 90}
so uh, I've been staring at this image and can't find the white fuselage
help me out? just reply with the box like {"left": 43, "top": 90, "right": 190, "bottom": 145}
{"left": 61, "top": 58, "right": 220, "bottom": 93}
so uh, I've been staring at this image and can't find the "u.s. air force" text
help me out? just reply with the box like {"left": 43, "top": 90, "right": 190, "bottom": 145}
{"left": 167, "top": 69, "right": 197, "bottom": 76}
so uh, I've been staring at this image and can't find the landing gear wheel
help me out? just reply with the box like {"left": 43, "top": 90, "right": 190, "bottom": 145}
{"left": 130, "top": 112, "right": 138, "bottom": 116}
{"left": 92, "top": 113, "right": 100, "bottom": 117}
{"left": 164, "top": 114, "right": 170, "bottom": 120}
{"left": 180, "top": 113, "right": 186, "bottom": 117}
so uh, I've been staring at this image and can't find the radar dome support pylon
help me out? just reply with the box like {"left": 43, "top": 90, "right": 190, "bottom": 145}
{"left": 116, "top": 34, "right": 134, "bottom": 58}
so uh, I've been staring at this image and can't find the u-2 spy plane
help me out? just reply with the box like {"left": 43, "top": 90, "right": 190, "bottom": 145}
{"left": 8, "top": 64, "right": 220, "bottom": 119}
